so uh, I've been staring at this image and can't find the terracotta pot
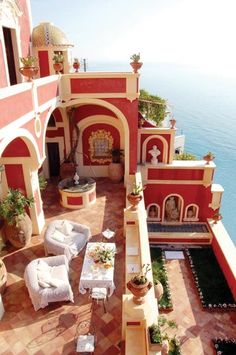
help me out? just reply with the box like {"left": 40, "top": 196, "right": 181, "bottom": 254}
{"left": 108, "top": 163, "right": 124, "bottom": 183}
{"left": 127, "top": 193, "right": 142, "bottom": 210}
{"left": 212, "top": 214, "right": 222, "bottom": 224}
{"left": 154, "top": 281, "right": 164, "bottom": 301}
{"left": 130, "top": 61, "right": 143, "bottom": 73}
{"left": 161, "top": 339, "right": 170, "bottom": 355}
{"left": 19, "top": 66, "right": 39, "bottom": 81}
{"left": 0, "top": 259, "right": 7, "bottom": 294}
{"left": 127, "top": 279, "right": 152, "bottom": 304}
{"left": 60, "top": 162, "right": 75, "bottom": 179}
{"left": 203, "top": 154, "right": 214, "bottom": 165}
{"left": 73, "top": 62, "right": 80, "bottom": 72}
{"left": 53, "top": 62, "right": 63, "bottom": 73}
{"left": 4, "top": 214, "right": 32, "bottom": 249}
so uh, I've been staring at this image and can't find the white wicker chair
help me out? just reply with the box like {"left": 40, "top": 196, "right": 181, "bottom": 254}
{"left": 44, "top": 220, "right": 91, "bottom": 261}
{"left": 24, "top": 255, "right": 74, "bottom": 311}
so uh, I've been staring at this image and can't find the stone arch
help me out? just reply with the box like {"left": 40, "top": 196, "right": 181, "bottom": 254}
{"left": 52, "top": 98, "right": 130, "bottom": 184}
{"left": 147, "top": 203, "right": 161, "bottom": 221}
{"left": 142, "top": 135, "right": 168, "bottom": 164}
{"left": 183, "top": 203, "right": 199, "bottom": 221}
{"left": 163, "top": 194, "right": 184, "bottom": 222}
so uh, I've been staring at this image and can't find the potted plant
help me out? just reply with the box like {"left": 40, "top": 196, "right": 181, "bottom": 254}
{"left": 148, "top": 316, "right": 178, "bottom": 352}
{"left": 203, "top": 151, "right": 215, "bottom": 164}
{"left": 127, "top": 182, "right": 145, "bottom": 210}
{"left": 53, "top": 53, "right": 64, "bottom": 73}
{"left": 73, "top": 57, "right": 80, "bottom": 72}
{"left": 0, "top": 189, "right": 34, "bottom": 249}
{"left": 108, "top": 148, "right": 124, "bottom": 183}
{"left": 169, "top": 117, "right": 177, "bottom": 129}
{"left": 127, "top": 264, "right": 152, "bottom": 304}
{"left": 19, "top": 56, "right": 38, "bottom": 81}
{"left": 212, "top": 212, "right": 222, "bottom": 224}
{"left": 130, "top": 53, "right": 143, "bottom": 73}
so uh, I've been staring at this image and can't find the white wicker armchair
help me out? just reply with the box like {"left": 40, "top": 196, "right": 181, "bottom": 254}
{"left": 24, "top": 255, "right": 74, "bottom": 311}
{"left": 44, "top": 220, "right": 91, "bottom": 261}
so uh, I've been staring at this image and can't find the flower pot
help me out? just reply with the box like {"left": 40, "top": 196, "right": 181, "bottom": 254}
{"left": 73, "top": 62, "right": 80, "bottom": 72}
{"left": 0, "top": 259, "right": 7, "bottom": 294}
{"left": 4, "top": 214, "right": 32, "bottom": 249}
{"left": 212, "top": 214, "right": 222, "bottom": 224}
{"left": 203, "top": 154, "right": 214, "bottom": 165}
{"left": 19, "top": 66, "right": 39, "bottom": 81}
{"left": 127, "top": 279, "right": 152, "bottom": 304}
{"left": 127, "top": 193, "right": 142, "bottom": 210}
{"left": 130, "top": 61, "right": 143, "bottom": 73}
{"left": 108, "top": 163, "right": 124, "bottom": 183}
{"left": 53, "top": 62, "right": 63, "bottom": 73}
{"left": 148, "top": 331, "right": 162, "bottom": 352}
{"left": 154, "top": 281, "right": 164, "bottom": 301}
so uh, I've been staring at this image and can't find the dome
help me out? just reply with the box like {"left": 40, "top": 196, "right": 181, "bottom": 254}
{"left": 32, "top": 22, "right": 73, "bottom": 48}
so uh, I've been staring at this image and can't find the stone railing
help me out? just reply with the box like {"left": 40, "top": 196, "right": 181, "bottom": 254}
{"left": 122, "top": 172, "right": 159, "bottom": 355}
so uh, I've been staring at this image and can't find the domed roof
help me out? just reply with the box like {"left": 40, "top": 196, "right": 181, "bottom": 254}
{"left": 32, "top": 22, "right": 73, "bottom": 48}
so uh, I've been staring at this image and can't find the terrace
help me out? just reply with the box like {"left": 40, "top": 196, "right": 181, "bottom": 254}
{"left": 0, "top": 178, "right": 235, "bottom": 354}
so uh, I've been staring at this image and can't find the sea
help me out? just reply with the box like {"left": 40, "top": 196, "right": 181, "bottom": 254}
{"left": 89, "top": 61, "right": 236, "bottom": 245}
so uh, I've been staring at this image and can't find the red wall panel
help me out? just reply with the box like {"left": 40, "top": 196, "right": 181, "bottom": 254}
{"left": 37, "top": 81, "right": 59, "bottom": 106}
{"left": 46, "top": 127, "right": 64, "bottom": 138}
{"left": 2, "top": 137, "right": 30, "bottom": 157}
{"left": 70, "top": 78, "right": 126, "bottom": 94}
{"left": 144, "top": 184, "right": 213, "bottom": 221}
{"left": 82, "top": 123, "right": 120, "bottom": 166}
{"left": 5, "top": 164, "right": 26, "bottom": 193}
{"left": 67, "top": 196, "right": 83, "bottom": 205}
{"left": 75, "top": 105, "right": 117, "bottom": 122}
{"left": 38, "top": 51, "right": 50, "bottom": 77}
{"left": 0, "top": 90, "right": 33, "bottom": 128}
{"left": 148, "top": 168, "right": 204, "bottom": 181}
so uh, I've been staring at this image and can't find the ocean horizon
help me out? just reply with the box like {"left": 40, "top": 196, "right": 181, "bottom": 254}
{"left": 89, "top": 61, "right": 236, "bottom": 245}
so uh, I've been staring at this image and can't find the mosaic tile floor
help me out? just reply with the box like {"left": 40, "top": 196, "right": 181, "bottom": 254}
{"left": 0, "top": 178, "right": 125, "bottom": 355}
{"left": 0, "top": 178, "right": 235, "bottom": 354}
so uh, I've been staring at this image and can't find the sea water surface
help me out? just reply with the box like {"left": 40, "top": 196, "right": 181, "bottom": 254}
{"left": 90, "top": 61, "right": 236, "bottom": 245}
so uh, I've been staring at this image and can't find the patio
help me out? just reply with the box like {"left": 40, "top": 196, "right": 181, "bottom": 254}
{"left": 0, "top": 178, "right": 236, "bottom": 354}
{"left": 0, "top": 178, "right": 125, "bottom": 355}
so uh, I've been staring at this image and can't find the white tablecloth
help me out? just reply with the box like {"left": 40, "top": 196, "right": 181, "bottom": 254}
{"left": 79, "top": 242, "right": 116, "bottom": 296}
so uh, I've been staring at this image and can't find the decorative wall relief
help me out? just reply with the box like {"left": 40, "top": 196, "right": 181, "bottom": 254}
{"left": 89, "top": 129, "right": 113, "bottom": 164}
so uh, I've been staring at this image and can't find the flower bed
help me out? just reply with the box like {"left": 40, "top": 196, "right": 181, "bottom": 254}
{"left": 212, "top": 338, "right": 236, "bottom": 354}
{"left": 186, "top": 248, "right": 236, "bottom": 310}
{"left": 150, "top": 247, "right": 173, "bottom": 310}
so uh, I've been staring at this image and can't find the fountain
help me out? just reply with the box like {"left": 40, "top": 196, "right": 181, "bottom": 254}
{"left": 58, "top": 175, "right": 96, "bottom": 209}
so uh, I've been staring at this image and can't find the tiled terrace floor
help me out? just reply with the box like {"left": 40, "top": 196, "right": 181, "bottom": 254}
{"left": 163, "top": 258, "right": 236, "bottom": 355}
{"left": 0, "top": 178, "right": 125, "bottom": 355}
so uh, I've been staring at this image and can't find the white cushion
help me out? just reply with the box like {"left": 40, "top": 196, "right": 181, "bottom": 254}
{"left": 37, "top": 259, "right": 51, "bottom": 272}
{"left": 49, "top": 278, "right": 65, "bottom": 287}
{"left": 51, "top": 264, "right": 69, "bottom": 284}
{"left": 37, "top": 270, "right": 52, "bottom": 288}
{"left": 56, "top": 220, "right": 73, "bottom": 236}
{"left": 51, "top": 229, "right": 65, "bottom": 243}
{"left": 38, "top": 280, "right": 51, "bottom": 288}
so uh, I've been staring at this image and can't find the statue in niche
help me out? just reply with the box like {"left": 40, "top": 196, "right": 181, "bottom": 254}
{"left": 165, "top": 196, "right": 180, "bottom": 222}
{"left": 148, "top": 205, "right": 158, "bottom": 218}
{"left": 148, "top": 145, "right": 161, "bottom": 165}
{"left": 185, "top": 206, "right": 197, "bottom": 221}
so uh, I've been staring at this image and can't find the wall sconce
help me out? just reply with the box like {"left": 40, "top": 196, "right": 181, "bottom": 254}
{"left": 0, "top": 165, "right": 5, "bottom": 183}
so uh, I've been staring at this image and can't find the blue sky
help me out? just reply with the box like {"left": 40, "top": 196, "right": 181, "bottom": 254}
{"left": 30, "top": 0, "right": 236, "bottom": 75}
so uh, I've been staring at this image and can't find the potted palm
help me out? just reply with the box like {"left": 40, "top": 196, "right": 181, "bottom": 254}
{"left": 130, "top": 53, "right": 143, "bottom": 73}
{"left": 73, "top": 57, "right": 80, "bottom": 72}
{"left": 19, "top": 56, "right": 38, "bottom": 81}
{"left": 108, "top": 148, "right": 124, "bottom": 183}
{"left": 127, "top": 182, "right": 145, "bottom": 210}
{"left": 53, "top": 53, "right": 64, "bottom": 73}
{"left": 0, "top": 189, "right": 34, "bottom": 249}
{"left": 127, "top": 264, "right": 152, "bottom": 304}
